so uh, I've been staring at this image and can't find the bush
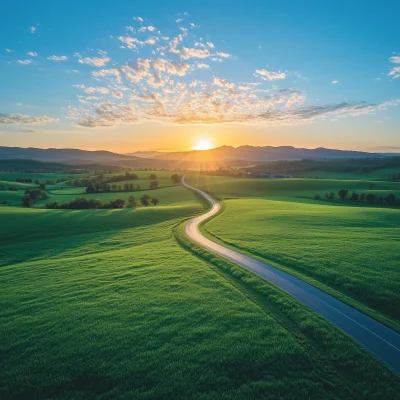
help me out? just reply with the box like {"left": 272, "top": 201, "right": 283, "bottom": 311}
{"left": 46, "top": 202, "right": 59, "bottom": 209}
{"left": 140, "top": 194, "right": 151, "bottom": 206}
{"left": 314, "top": 194, "right": 321, "bottom": 200}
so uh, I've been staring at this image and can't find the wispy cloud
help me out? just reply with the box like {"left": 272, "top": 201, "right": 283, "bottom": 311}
{"left": 5, "top": 48, "right": 14, "bottom": 53}
{"left": 254, "top": 68, "right": 286, "bottom": 81}
{"left": 47, "top": 55, "right": 68, "bottom": 61}
{"left": 388, "top": 55, "right": 400, "bottom": 79}
{"left": 30, "top": 26, "right": 36, "bottom": 34}
{"left": 332, "top": 80, "right": 339, "bottom": 84}
{"left": 65, "top": 16, "right": 399, "bottom": 128}
{"left": 17, "top": 59, "right": 33, "bottom": 65}
{"left": 78, "top": 57, "right": 111, "bottom": 67}
{"left": 0, "top": 113, "right": 56, "bottom": 125}
{"left": 26, "top": 52, "right": 38, "bottom": 57}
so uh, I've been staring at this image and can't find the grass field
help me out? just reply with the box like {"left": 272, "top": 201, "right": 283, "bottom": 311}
{"left": 293, "top": 168, "right": 400, "bottom": 181}
{"left": 1, "top": 181, "right": 400, "bottom": 399}
{"left": 186, "top": 174, "right": 400, "bottom": 331}
{"left": 185, "top": 174, "right": 400, "bottom": 201}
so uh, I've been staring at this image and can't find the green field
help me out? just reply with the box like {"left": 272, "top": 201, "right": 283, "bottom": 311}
{"left": 186, "top": 174, "right": 400, "bottom": 331}
{"left": 2, "top": 178, "right": 400, "bottom": 399}
{"left": 0, "top": 170, "right": 182, "bottom": 207}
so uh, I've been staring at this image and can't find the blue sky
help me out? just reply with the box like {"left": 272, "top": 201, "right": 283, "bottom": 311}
{"left": 0, "top": 0, "right": 399, "bottom": 152}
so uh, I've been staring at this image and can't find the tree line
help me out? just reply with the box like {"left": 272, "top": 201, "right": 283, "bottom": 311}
{"left": 313, "top": 189, "right": 399, "bottom": 206}
{"left": 44, "top": 194, "right": 160, "bottom": 210}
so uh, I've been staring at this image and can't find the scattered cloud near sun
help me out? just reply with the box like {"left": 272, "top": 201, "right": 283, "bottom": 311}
{"left": 388, "top": 55, "right": 400, "bottom": 79}
{"left": 0, "top": 113, "right": 56, "bottom": 125}
{"left": 3, "top": 15, "right": 400, "bottom": 128}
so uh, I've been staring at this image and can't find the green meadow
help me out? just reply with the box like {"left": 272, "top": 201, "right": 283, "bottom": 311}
{"left": 186, "top": 174, "right": 400, "bottom": 331}
{"left": 1, "top": 170, "right": 400, "bottom": 399}
{"left": 1, "top": 179, "right": 400, "bottom": 399}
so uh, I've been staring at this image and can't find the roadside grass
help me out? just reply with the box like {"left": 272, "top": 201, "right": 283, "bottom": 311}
{"left": 202, "top": 197, "right": 400, "bottom": 331}
{"left": 184, "top": 174, "right": 400, "bottom": 330}
{"left": 1, "top": 187, "right": 400, "bottom": 399}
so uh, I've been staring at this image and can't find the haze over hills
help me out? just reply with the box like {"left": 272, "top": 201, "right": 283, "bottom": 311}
{"left": 0, "top": 145, "right": 389, "bottom": 170}
{"left": 126, "top": 151, "right": 168, "bottom": 158}
{"left": 152, "top": 145, "right": 381, "bottom": 162}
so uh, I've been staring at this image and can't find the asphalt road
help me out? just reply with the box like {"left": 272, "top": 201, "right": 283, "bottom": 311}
{"left": 182, "top": 176, "right": 400, "bottom": 374}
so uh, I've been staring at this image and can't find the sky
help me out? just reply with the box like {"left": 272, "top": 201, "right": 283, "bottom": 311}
{"left": 0, "top": 0, "right": 399, "bottom": 153}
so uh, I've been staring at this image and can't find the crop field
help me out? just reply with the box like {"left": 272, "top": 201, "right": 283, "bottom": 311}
{"left": 1, "top": 179, "right": 400, "bottom": 399}
{"left": 185, "top": 174, "right": 400, "bottom": 331}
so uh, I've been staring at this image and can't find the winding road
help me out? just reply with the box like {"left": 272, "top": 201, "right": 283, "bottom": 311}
{"left": 182, "top": 176, "right": 400, "bottom": 374}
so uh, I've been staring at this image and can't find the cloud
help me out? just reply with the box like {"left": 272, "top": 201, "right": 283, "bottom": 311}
{"left": 255, "top": 69, "right": 286, "bottom": 81}
{"left": 26, "top": 52, "right": 38, "bottom": 56}
{"left": 133, "top": 17, "right": 144, "bottom": 23}
{"left": 388, "top": 56, "right": 400, "bottom": 79}
{"left": 66, "top": 15, "right": 399, "bottom": 129}
{"left": 17, "top": 59, "right": 33, "bottom": 65}
{"left": 47, "top": 55, "right": 68, "bottom": 61}
{"left": 78, "top": 56, "right": 111, "bottom": 67}
{"left": 30, "top": 26, "right": 36, "bottom": 34}
{"left": 5, "top": 48, "right": 14, "bottom": 53}
{"left": 0, "top": 113, "right": 55, "bottom": 125}
{"left": 84, "top": 86, "right": 109, "bottom": 94}
{"left": 332, "top": 80, "right": 339, "bottom": 84}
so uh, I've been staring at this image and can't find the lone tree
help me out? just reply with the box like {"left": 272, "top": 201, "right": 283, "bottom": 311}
{"left": 140, "top": 194, "right": 151, "bottom": 206}
{"left": 151, "top": 197, "right": 160, "bottom": 206}
{"left": 21, "top": 195, "right": 33, "bottom": 208}
{"left": 171, "top": 174, "right": 181, "bottom": 184}
{"left": 127, "top": 196, "right": 138, "bottom": 208}
{"left": 385, "top": 193, "right": 396, "bottom": 205}
{"left": 350, "top": 192, "right": 359, "bottom": 201}
{"left": 149, "top": 174, "right": 157, "bottom": 180}
{"left": 150, "top": 181, "right": 159, "bottom": 189}
{"left": 338, "top": 189, "right": 348, "bottom": 200}
{"left": 366, "top": 193, "right": 377, "bottom": 204}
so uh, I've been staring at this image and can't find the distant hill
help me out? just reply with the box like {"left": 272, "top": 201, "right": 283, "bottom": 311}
{"left": 0, "top": 146, "right": 136, "bottom": 164}
{"left": 126, "top": 151, "right": 168, "bottom": 158}
{"left": 154, "top": 145, "right": 379, "bottom": 162}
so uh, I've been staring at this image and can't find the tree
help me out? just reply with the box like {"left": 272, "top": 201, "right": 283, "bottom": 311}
{"left": 360, "top": 193, "right": 365, "bottom": 201}
{"left": 338, "top": 189, "right": 348, "bottom": 200}
{"left": 140, "top": 194, "right": 151, "bottom": 206}
{"left": 150, "top": 181, "right": 159, "bottom": 189}
{"left": 127, "top": 196, "right": 138, "bottom": 208}
{"left": 21, "top": 195, "right": 33, "bottom": 207}
{"left": 385, "top": 193, "right": 396, "bottom": 205}
{"left": 151, "top": 197, "right": 160, "bottom": 206}
{"left": 46, "top": 202, "right": 59, "bottom": 209}
{"left": 314, "top": 194, "right": 321, "bottom": 200}
{"left": 149, "top": 174, "right": 157, "bottom": 180}
{"left": 171, "top": 174, "right": 181, "bottom": 184}
{"left": 350, "top": 192, "right": 359, "bottom": 201}
{"left": 40, "top": 183, "right": 46, "bottom": 190}
{"left": 110, "top": 198, "right": 125, "bottom": 208}
{"left": 329, "top": 192, "right": 335, "bottom": 200}
{"left": 366, "top": 193, "right": 376, "bottom": 204}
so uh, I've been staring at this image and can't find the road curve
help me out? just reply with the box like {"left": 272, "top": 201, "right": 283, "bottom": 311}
{"left": 182, "top": 176, "right": 400, "bottom": 374}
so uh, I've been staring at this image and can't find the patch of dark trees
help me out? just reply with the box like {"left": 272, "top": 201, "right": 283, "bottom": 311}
{"left": 313, "top": 189, "right": 399, "bottom": 207}
{"left": 21, "top": 188, "right": 48, "bottom": 207}
{"left": 45, "top": 194, "right": 160, "bottom": 210}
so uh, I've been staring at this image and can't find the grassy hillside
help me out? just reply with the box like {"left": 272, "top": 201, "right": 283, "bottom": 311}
{"left": 1, "top": 185, "right": 400, "bottom": 399}
{"left": 186, "top": 174, "right": 400, "bottom": 330}
{"left": 185, "top": 174, "right": 400, "bottom": 200}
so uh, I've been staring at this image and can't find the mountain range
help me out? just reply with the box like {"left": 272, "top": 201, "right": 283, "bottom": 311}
{"left": 0, "top": 145, "right": 388, "bottom": 169}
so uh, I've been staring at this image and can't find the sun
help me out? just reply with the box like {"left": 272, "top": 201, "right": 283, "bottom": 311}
{"left": 194, "top": 138, "right": 213, "bottom": 151}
